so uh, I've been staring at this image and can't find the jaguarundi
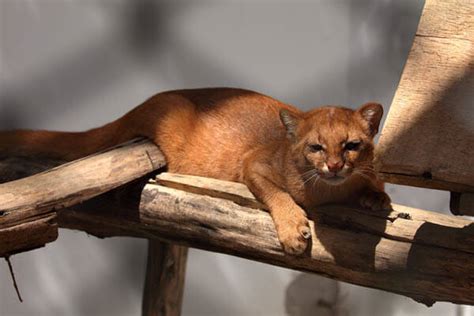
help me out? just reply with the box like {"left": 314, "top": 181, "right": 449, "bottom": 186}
{"left": 0, "top": 88, "right": 391, "bottom": 254}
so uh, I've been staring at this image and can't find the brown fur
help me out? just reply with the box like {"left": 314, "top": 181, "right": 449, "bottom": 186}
{"left": 0, "top": 88, "right": 391, "bottom": 254}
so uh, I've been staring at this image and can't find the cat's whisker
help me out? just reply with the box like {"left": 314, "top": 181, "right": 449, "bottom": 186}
{"left": 303, "top": 171, "right": 320, "bottom": 185}
{"left": 312, "top": 176, "right": 321, "bottom": 189}
{"left": 303, "top": 175, "right": 317, "bottom": 185}
{"left": 302, "top": 169, "right": 317, "bottom": 176}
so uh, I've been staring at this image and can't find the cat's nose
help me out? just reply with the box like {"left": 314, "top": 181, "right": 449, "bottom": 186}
{"left": 327, "top": 160, "right": 344, "bottom": 173}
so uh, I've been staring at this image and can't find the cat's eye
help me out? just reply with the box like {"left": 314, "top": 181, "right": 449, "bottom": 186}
{"left": 344, "top": 141, "right": 361, "bottom": 151}
{"left": 309, "top": 144, "right": 324, "bottom": 152}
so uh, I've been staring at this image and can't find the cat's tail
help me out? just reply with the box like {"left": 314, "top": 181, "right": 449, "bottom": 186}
{"left": 0, "top": 119, "right": 135, "bottom": 161}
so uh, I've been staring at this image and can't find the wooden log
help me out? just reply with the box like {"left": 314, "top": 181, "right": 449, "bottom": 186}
{"left": 375, "top": 0, "right": 474, "bottom": 193}
{"left": 0, "top": 138, "right": 166, "bottom": 256}
{"left": 451, "top": 192, "right": 474, "bottom": 216}
{"left": 58, "top": 173, "right": 474, "bottom": 306}
{"left": 142, "top": 240, "right": 188, "bottom": 316}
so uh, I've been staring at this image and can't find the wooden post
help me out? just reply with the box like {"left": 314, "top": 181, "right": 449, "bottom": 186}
{"left": 450, "top": 192, "right": 474, "bottom": 216}
{"left": 142, "top": 240, "right": 188, "bottom": 316}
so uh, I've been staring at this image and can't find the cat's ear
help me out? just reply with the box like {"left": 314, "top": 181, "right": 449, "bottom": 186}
{"left": 357, "top": 102, "right": 383, "bottom": 137}
{"left": 279, "top": 109, "right": 300, "bottom": 141}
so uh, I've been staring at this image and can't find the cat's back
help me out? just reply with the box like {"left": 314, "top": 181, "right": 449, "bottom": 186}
{"left": 177, "top": 87, "right": 297, "bottom": 142}
{"left": 142, "top": 88, "right": 299, "bottom": 180}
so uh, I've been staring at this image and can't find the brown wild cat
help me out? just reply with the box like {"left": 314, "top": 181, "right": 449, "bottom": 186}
{"left": 0, "top": 88, "right": 391, "bottom": 254}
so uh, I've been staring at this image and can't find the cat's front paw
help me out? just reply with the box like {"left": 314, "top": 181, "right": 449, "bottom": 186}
{"left": 277, "top": 217, "right": 311, "bottom": 255}
{"left": 359, "top": 190, "right": 392, "bottom": 211}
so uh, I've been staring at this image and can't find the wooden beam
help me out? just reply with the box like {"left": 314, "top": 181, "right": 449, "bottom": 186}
{"left": 142, "top": 241, "right": 188, "bottom": 316}
{"left": 451, "top": 192, "right": 474, "bottom": 216}
{"left": 0, "top": 138, "right": 166, "bottom": 256}
{"left": 375, "top": 0, "right": 474, "bottom": 193}
{"left": 58, "top": 173, "right": 474, "bottom": 306}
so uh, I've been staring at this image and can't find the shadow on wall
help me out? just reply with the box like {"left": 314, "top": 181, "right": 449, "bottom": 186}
{"left": 286, "top": 274, "right": 347, "bottom": 316}
{"left": 287, "top": 0, "right": 424, "bottom": 112}
{"left": 0, "top": 0, "right": 197, "bottom": 130}
{"left": 0, "top": 0, "right": 424, "bottom": 130}
{"left": 1, "top": 1, "right": 430, "bottom": 315}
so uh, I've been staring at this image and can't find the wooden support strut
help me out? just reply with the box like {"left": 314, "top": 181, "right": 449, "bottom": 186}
{"left": 142, "top": 241, "right": 188, "bottom": 316}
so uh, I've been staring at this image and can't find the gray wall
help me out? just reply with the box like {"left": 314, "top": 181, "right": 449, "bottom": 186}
{"left": 1, "top": 1, "right": 471, "bottom": 315}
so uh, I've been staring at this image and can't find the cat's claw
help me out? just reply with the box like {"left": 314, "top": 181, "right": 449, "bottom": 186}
{"left": 359, "top": 191, "right": 392, "bottom": 211}
{"left": 278, "top": 218, "right": 311, "bottom": 255}
{"left": 280, "top": 234, "right": 308, "bottom": 255}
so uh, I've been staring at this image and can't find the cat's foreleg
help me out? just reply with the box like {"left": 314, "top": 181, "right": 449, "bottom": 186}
{"left": 244, "top": 161, "right": 311, "bottom": 255}
{"left": 359, "top": 180, "right": 392, "bottom": 211}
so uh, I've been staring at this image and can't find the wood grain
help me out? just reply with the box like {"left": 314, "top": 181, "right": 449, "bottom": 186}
{"left": 417, "top": 0, "right": 473, "bottom": 40}
{"left": 375, "top": 0, "right": 474, "bottom": 193}
{"left": 142, "top": 240, "right": 188, "bottom": 316}
{"left": 58, "top": 173, "right": 474, "bottom": 306}
{"left": 0, "top": 138, "right": 166, "bottom": 256}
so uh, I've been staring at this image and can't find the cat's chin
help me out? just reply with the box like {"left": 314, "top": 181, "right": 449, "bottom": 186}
{"left": 321, "top": 175, "right": 348, "bottom": 186}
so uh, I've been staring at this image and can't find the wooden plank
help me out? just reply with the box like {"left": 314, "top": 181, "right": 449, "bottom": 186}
{"left": 451, "top": 192, "right": 474, "bottom": 216}
{"left": 142, "top": 240, "right": 188, "bottom": 316}
{"left": 378, "top": 171, "right": 473, "bottom": 193}
{"left": 0, "top": 139, "right": 166, "bottom": 256}
{"left": 416, "top": 0, "right": 473, "bottom": 40}
{"left": 155, "top": 172, "right": 266, "bottom": 210}
{"left": 58, "top": 173, "right": 474, "bottom": 306}
{"left": 375, "top": 33, "right": 474, "bottom": 191}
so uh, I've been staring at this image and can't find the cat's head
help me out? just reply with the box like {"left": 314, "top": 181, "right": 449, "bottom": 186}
{"left": 280, "top": 103, "right": 383, "bottom": 186}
